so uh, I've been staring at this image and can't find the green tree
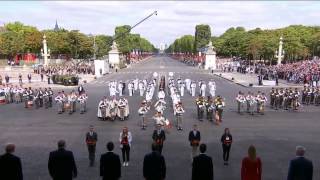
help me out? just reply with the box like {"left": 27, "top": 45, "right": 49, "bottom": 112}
{"left": 194, "top": 24, "right": 211, "bottom": 52}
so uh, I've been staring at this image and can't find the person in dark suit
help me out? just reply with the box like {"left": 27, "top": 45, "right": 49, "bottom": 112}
{"left": 143, "top": 143, "right": 166, "bottom": 180}
{"left": 152, "top": 124, "right": 166, "bottom": 154}
{"left": 86, "top": 125, "right": 98, "bottom": 167}
{"left": 189, "top": 124, "right": 201, "bottom": 161}
{"left": 192, "top": 144, "right": 213, "bottom": 180}
{"left": 100, "top": 142, "right": 121, "bottom": 180}
{"left": 287, "top": 146, "right": 313, "bottom": 180}
{"left": 0, "top": 143, "right": 23, "bottom": 180}
{"left": 48, "top": 140, "right": 77, "bottom": 180}
{"left": 220, "top": 128, "right": 232, "bottom": 165}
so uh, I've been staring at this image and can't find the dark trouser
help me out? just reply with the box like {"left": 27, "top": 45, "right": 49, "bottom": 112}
{"left": 39, "top": 98, "right": 43, "bottom": 107}
{"left": 197, "top": 107, "right": 204, "bottom": 120}
{"left": 157, "top": 144, "right": 163, "bottom": 154}
{"left": 222, "top": 144, "right": 231, "bottom": 162}
{"left": 48, "top": 97, "right": 52, "bottom": 107}
{"left": 35, "top": 99, "right": 40, "bottom": 109}
{"left": 207, "top": 109, "right": 213, "bottom": 120}
{"left": 121, "top": 145, "right": 130, "bottom": 162}
{"left": 87, "top": 145, "right": 96, "bottom": 166}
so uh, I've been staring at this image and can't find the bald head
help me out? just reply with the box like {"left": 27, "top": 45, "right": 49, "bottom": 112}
{"left": 5, "top": 143, "right": 15, "bottom": 154}
{"left": 296, "top": 146, "right": 306, "bottom": 157}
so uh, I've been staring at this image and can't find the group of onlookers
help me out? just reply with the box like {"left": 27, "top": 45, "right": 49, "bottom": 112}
{"left": 0, "top": 125, "right": 314, "bottom": 180}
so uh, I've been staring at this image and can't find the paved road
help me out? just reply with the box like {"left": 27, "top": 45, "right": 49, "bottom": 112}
{"left": 0, "top": 56, "right": 319, "bottom": 180}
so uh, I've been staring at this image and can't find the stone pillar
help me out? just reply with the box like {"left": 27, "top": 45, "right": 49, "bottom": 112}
{"left": 108, "top": 41, "right": 120, "bottom": 67}
{"left": 204, "top": 41, "right": 217, "bottom": 70}
{"left": 41, "top": 35, "right": 51, "bottom": 66}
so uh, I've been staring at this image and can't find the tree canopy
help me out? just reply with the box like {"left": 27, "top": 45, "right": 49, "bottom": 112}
{"left": 167, "top": 24, "right": 320, "bottom": 62}
{"left": 0, "top": 22, "right": 155, "bottom": 59}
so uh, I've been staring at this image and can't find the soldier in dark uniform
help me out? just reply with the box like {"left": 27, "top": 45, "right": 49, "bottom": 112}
{"left": 274, "top": 89, "right": 280, "bottom": 110}
{"left": 310, "top": 87, "right": 316, "bottom": 104}
{"left": 196, "top": 95, "right": 205, "bottom": 121}
{"left": 48, "top": 87, "right": 53, "bottom": 108}
{"left": 279, "top": 88, "right": 285, "bottom": 109}
{"left": 301, "top": 86, "right": 307, "bottom": 104}
{"left": 305, "top": 87, "right": 312, "bottom": 105}
{"left": 205, "top": 96, "right": 214, "bottom": 121}
{"left": 270, "top": 88, "right": 275, "bottom": 109}
{"left": 86, "top": 125, "right": 98, "bottom": 167}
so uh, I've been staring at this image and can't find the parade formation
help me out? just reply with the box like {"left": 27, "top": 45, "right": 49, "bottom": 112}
{"left": 1, "top": 2, "right": 320, "bottom": 179}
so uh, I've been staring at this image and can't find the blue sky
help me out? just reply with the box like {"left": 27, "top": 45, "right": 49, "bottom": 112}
{"left": 0, "top": 1, "right": 320, "bottom": 47}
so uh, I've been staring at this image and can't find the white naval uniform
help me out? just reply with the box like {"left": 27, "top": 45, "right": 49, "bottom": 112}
{"left": 191, "top": 83, "right": 196, "bottom": 97}
{"left": 139, "top": 82, "right": 145, "bottom": 96}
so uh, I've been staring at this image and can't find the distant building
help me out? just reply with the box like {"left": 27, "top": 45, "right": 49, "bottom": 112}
{"left": 54, "top": 20, "right": 59, "bottom": 31}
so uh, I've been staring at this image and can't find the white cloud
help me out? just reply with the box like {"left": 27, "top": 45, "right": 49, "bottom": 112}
{"left": 0, "top": 1, "right": 319, "bottom": 46}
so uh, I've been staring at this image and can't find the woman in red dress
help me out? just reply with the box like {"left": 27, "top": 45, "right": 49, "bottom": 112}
{"left": 241, "top": 145, "right": 262, "bottom": 180}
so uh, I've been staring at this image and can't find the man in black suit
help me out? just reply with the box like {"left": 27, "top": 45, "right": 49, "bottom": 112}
{"left": 100, "top": 142, "right": 121, "bottom": 180}
{"left": 189, "top": 124, "right": 201, "bottom": 161}
{"left": 287, "top": 146, "right": 313, "bottom": 180}
{"left": 143, "top": 143, "right": 166, "bottom": 180}
{"left": 192, "top": 144, "right": 213, "bottom": 180}
{"left": 48, "top": 140, "right": 77, "bottom": 180}
{"left": 86, "top": 125, "right": 98, "bottom": 167}
{"left": 0, "top": 143, "right": 23, "bottom": 180}
{"left": 152, "top": 124, "right": 166, "bottom": 154}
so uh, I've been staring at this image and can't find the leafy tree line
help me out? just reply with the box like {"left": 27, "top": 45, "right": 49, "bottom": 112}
{"left": 167, "top": 24, "right": 320, "bottom": 62}
{"left": 0, "top": 22, "right": 155, "bottom": 59}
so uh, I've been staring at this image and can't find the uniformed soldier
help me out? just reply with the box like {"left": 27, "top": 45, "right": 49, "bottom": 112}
{"left": 68, "top": 91, "right": 78, "bottom": 114}
{"left": 301, "top": 86, "right": 307, "bottom": 104}
{"left": 55, "top": 92, "right": 64, "bottom": 114}
{"left": 22, "top": 87, "right": 29, "bottom": 108}
{"left": 236, "top": 91, "right": 246, "bottom": 114}
{"left": 175, "top": 102, "right": 185, "bottom": 131}
{"left": 205, "top": 96, "right": 214, "bottom": 121}
{"left": 270, "top": 87, "right": 275, "bottom": 109}
{"left": 214, "top": 95, "right": 225, "bottom": 125}
{"left": 293, "top": 88, "right": 300, "bottom": 110}
{"left": 138, "top": 100, "right": 149, "bottom": 130}
{"left": 43, "top": 88, "right": 49, "bottom": 109}
{"left": 246, "top": 92, "right": 256, "bottom": 115}
{"left": 274, "top": 89, "right": 280, "bottom": 110}
{"left": 257, "top": 92, "right": 267, "bottom": 115}
{"left": 78, "top": 93, "right": 88, "bottom": 114}
{"left": 48, "top": 87, "right": 54, "bottom": 108}
{"left": 138, "top": 80, "right": 145, "bottom": 96}
{"left": 190, "top": 81, "right": 196, "bottom": 97}
{"left": 278, "top": 88, "right": 285, "bottom": 109}
{"left": 196, "top": 95, "right": 205, "bottom": 121}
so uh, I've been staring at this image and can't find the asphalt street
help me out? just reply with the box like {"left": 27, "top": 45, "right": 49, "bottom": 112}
{"left": 0, "top": 56, "right": 320, "bottom": 180}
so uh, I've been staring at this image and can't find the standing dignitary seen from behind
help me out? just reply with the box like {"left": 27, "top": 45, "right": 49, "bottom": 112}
{"left": 100, "top": 142, "right": 121, "bottom": 180}
{"left": 221, "top": 128, "right": 232, "bottom": 166}
{"left": 152, "top": 124, "right": 166, "bottom": 154}
{"left": 48, "top": 140, "right": 77, "bottom": 180}
{"left": 192, "top": 143, "right": 214, "bottom": 180}
{"left": 119, "top": 127, "right": 132, "bottom": 167}
{"left": 189, "top": 124, "right": 201, "bottom": 161}
{"left": 0, "top": 143, "right": 23, "bottom": 180}
{"left": 143, "top": 143, "right": 166, "bottom": 180}
{"left": 287, "top": 146, "right": 313, "bottom": 180}
{"left": 86, "top": 125, "right": 98, "bottom": 167}
{"left": 241, "top": 145, "right": 262, "bottom": 180}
